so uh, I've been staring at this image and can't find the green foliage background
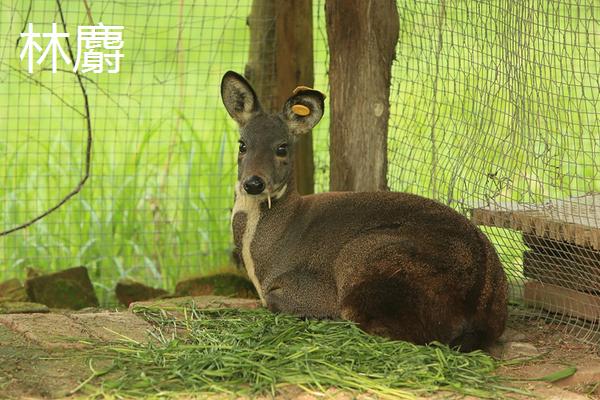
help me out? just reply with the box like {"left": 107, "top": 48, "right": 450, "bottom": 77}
{"left": 0, "top": 1, "right": 330, "bottom": 303}
{"left": 1, "top": 1, "right": 598, "bottom": 305}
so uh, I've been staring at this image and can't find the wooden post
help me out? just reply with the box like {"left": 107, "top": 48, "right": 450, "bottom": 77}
{"left": 245, "top": 0, "right": 315, "bottom": 195}
{"left": 245, "top": 1, "right": 276, "bottom": 107}
{"left": 326, "top": 0, "right": 399, "bottom": 191}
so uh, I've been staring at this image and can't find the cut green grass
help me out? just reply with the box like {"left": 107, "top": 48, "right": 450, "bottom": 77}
{"left": 82, "top": 306, "right": 525, "bottom": 399}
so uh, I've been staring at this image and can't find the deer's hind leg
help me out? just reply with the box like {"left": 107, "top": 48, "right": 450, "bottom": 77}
{"left": 335, "top": 235, "right": 473, "bottom": 347}
{"left": 339, "top": 267, "right": 432, "bottom": 344}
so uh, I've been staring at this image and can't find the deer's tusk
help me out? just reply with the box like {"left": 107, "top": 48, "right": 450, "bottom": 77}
{"left": 267, "top": 192, "right": 272, "bottom": 209}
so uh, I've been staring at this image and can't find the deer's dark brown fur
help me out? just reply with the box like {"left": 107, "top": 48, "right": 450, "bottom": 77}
{"left": 222, "top": 71, "right": 508, "bottom": 351}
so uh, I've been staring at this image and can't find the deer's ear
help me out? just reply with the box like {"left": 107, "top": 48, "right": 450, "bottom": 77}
{"left": 221, "top": 71, "right": 262, "bottom": 126}
{"left": 282, "top": 87, "right": 325, "bottom": 134}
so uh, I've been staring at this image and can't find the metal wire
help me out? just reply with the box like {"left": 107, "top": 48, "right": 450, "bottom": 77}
{"left": 389, "top": 0, "right": 600, "bottom": 343}
{"left": 2, "top": 0, "right": 598, "bottom": 345}
{"left": 0, "top": 0, "right": 330, "bottom": 305}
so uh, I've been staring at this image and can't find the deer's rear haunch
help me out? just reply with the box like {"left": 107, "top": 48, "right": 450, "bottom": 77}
{"left": 221, "top": 71, "right": 508, "bottom": 351}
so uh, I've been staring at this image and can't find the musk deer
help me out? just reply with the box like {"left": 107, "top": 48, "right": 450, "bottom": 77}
{"left": 221, "top": 71, "right": 507, "bottom": 351}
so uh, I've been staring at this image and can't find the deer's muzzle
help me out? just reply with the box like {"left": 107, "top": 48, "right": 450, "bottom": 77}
{"left": 243, "top": 175, "right": 266, "bottom": 195}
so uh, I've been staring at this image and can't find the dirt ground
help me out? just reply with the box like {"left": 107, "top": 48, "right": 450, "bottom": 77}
{"left": 0, "top": 301, "right": 599, "bottom": 399}
{"left": 494, "top": 318, "right": 600, "bottom": 399}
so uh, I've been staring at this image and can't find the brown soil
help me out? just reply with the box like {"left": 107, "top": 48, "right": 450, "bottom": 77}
{"left": 496, "top": 318, "right": 600, "bottom": 399}
{"left": 0, "top": 323, "right": 90, "bottom": 398}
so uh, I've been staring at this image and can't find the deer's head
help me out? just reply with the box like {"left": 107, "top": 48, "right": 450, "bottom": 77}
{"left": 221, "top": 71, "right": 324, "bottom": 204}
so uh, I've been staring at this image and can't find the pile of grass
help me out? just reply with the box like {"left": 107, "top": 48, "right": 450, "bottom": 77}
{"left": 86, "top": 306, "right": 524, "bottom": 399}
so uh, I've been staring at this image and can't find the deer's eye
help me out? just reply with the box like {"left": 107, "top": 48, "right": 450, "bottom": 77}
{"left": 276, "top": 144, "right": 288, "bottom": 157}
{"left": 238, "top": 141, "right": 247, "bottom": 154}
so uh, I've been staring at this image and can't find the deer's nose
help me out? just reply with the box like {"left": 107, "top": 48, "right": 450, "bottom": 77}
{"left": 243, "top": 176, "right": 266, "bottom": 195}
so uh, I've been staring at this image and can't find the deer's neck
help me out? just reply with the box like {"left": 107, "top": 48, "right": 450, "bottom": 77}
{"left": 232, "top": 182, "right": 298, "bottom": 305}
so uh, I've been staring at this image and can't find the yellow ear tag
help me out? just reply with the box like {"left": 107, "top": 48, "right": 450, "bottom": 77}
{"left": 291, "top": 104, "right": 311, "bottom": 116}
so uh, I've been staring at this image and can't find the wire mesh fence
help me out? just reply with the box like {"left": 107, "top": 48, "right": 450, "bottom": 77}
{"left": 389, "top": 0, "right": 599, "bottom": 342}
{"left": 1, "top": 0, "right": 598, "bottom": 343}
{"left": 0, "top": 0, "right": 329, "bottom": 304}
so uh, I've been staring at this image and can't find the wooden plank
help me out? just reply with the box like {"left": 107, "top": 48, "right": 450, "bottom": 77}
{"left": 523, "top": 235, "right": 600, "bottom": 294}
{"left": 524, "top": 234, "right": 600, "bottom": 266}
{"left": 472, "top": 193, "right": 600, "bottom": 250}
{"left": 523, "top": 280, "right": 600, "bottom": 322}
{"left": 523, "top": 250, "right": 600, "bottom": 294}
